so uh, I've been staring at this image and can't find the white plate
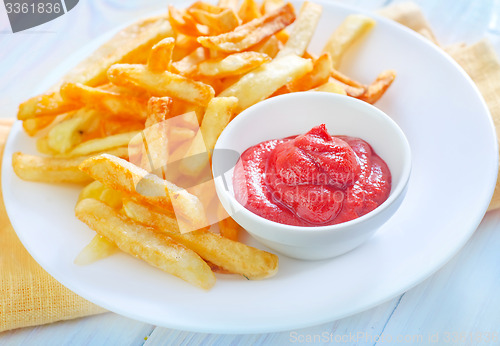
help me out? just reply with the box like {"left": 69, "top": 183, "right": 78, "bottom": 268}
{"left": 3, "top": 0, "right": 497, "bottom": 334}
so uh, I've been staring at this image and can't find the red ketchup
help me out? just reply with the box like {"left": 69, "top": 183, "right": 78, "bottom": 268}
{"left": 232, "top": 124, "right": 391, "bottom": 226}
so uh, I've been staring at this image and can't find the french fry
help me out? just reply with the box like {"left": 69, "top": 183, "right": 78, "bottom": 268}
{"left": 74, "top": 235, "right": 118, "bottom": 265}
{"left": 287, "top": 53, "right": 332, "bottom": 92}
{"left": 107, "top": 64, "right": 215, "bottom": 107}
{"left": 78, "top": 180, "right": 106, "bottom": 202}
{"left": 75, "top": 199, "right": 215, "bottom": 289}
{"left": 276, "top": 1, "right": 322, "bottom": 57}
{"left": 70, "top": 131, "right": 140, "bottom": 157}
{"left": 172, "top": 47, "right": 209, "bottom": 76}
{"left": 17, "top": 92, "right": 80, "bottom": 121}
{"left": 78, "top": 154, "right": 207, "bottom": 229}
{"left": 197, "top": 52, "right": 271, "bottom": 78}
{"left": 238, "top": 0, "right": 261, "bottom": 23}
{"left": 99, "top": 117, "right": 145, "bottom": 137}
{"left": 189, "top": 7, "right": 240, "bottom": 34}
{"left": 147, "top": 37, "right": 175, "bottom": 72}
{"left": 219, "top": 216, "right": 241, "bottom": 241}
{"left": 218, "top": 0, "right": 239, "bottom": 11}
{"left": 23, "top": 116, "right": 57, "bottom": 136}
{"left": 140, "top": 97, "right": 172, "bottom": 178}
{"left": 188, "top": 1, "right": 222, "bottom": 13}
{"left": 219, "top": 54, "right": 313, "bottom": 112}
{"left": 47, "top": 108, "right": 98, "bottom": 154}
{"left": 13, "top": 152, "right": 92, "bottom": 184}
{"left": 172, "top": 34, "right": 201, "bottom": 61}
{"left": 261, "top": 0, "right": 285, "bottom": 14}
{"left": 251, "top": 35, "right": 281, "bottom": 58}
{"left": 313, "top": 80, "right": 347, "bottom": 95}
{"left": 322, "top": 14, "right": 375, "bottom": 68}
{"left": 197, "top": 3, "right": 296, "bottom": 53}
{"left": 170, "top": 127, "right": 197, "bottom": 142}
{"left": 181, "top": 97, "right": 238, "bottom": 176}
{"left": 60, "top": 82, "right": 148, "bottom": 121}
{"left": 123, "top": 198, "right": 279, "bottom": 279}
{"left": 168, "top": 5, "right": 210, "bottom": 37}
{"left": 359, "top": 70, "right": 396, "bottom": 104}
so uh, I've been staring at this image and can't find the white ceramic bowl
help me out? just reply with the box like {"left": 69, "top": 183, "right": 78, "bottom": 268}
{"left": 212, "top": 92, "right": 411, "bottom": 260}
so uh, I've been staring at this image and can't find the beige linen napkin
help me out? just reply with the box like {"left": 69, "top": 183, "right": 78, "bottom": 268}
{"left": 1, "top": 1, "right": 500, "bottom": 333}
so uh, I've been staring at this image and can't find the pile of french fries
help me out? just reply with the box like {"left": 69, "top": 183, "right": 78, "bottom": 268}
{"left": 12, "top": 0, "right": 395, "bottom": 289}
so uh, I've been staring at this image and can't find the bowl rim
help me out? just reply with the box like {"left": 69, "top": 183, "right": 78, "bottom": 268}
{"left": 213, "top": 92, "right": 412, "bottom": 234}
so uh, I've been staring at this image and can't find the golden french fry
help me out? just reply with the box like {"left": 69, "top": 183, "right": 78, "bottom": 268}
{"left": 219, "top": 54, "right": 313, "bottom": 112}
{"left": 60, "top": 82, "right": 148, "bottom": 121}
{"left": 64, "top": 16, "right": 174, "bottom": 86}
{"left": 251, "top": 35, "right": 281, "bottom": 58}
{"left": 276, "top": 1, "right": 322, "bottom": 57}
{"left": 147, "top": 37, "right": 175, "bottom": 72}
{"left": 172, "top": 34, "right": 201, "bottom": 61}
{"left": 181, "top": 97, "right": 238, "bottom": 176}
{"left": 217, "top": 0, "right": 239, "bottom": 11}
{"left": 313, "top": 80, "right": 347, "bottom": 95}
{"left": 197, "top": 52, "right": 271, "bottom": 78}
{"left": 23, "top": 116, "right": 57, "bottom": 136}
{"left": 47, "top": 108, "right": 99, "bottom": 154}
{"left": 78, "top": 154, "right": 207, "bottom": 229}
{"left": 107, "top": 64, "right": 215, "bottom": 107}
{"left": 170, "top": 127, "right": 197, "bottom": 142}
{"left": 75, "top": 199, "right": 215, "bottom": 289}
{"left": 78, "top": 180, "right": 106, "bottom": 203}
{"left": 74, "top": 235, "right": 118, "bottom": 265}
{"left": 359, "top": 70, "right": 396, "bottom": 104}
{"left": 238, "top": 0, "right": 261, "bottom": 23}
{"left": 17, "top": 92, "right": 79, "bottom": 121}
{"left": 168, "top": 5, "right": 210, "bottom": 37}
{"left": 197, "top": 3, "right": 296, "bottom": 53}
{"left": 172, "top": 47, "right": 209, "bottom": 76}
{"left": 261, "top": 0, "right": 285, "bottom": 14}
{"left": 122, "top": 198, "right": 279, "bottom": 279}
{"left": 287, "top": 53, "right": 332, "bottom": 92}
{"left": 13, "top": 152, "right": 92, "bottom": 184}
{"left": 322, "top": 14, "right": 376, "bottom": 68}
{"left": 70, "top": 131, "right": 140, "bottom": 157}
{"left": 189, "top": 7, "right": 240, "bottom": 34}
{"left": 219, "top": 217, "right": 240, "bottom": 241}
{"left": 140, "top": 97, "right": 171, "bottom": 179}
{"left": 274, "top": 29, "right": 289, "bottom": 44}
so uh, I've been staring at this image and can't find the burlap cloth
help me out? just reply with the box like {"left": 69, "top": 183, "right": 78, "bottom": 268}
{"left": 1, "top": 1, "right": 500, "bottom": 332}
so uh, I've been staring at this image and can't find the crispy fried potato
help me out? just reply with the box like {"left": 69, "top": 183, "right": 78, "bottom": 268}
{"left": 76, "top": 199, "right": 215, "bottom": 289}
{"left": 23, "top": 116, "right": 57, "bottom": 136}
{"left": 170, "top": 127, "right": 197, "bottom": 142}
{"left": 219, "top": 54, "right": 313, "bottom": 112}
{"left": 99, "top": 117, "right": 145, "bottom": 137}
{"left": 147, "top": 37, "right": 175, "bottom": 72}
{"left": 123, "top": 198, "right": 278, "bottom": 279}
{"left": 181, "top": 97, "right": 238, "bottom": 176}
{"left": 78, "top": 154, "right": 207, "bottom": 229}
{"left": 261, "top": 0, "right": 285, "bottom": 14}
{"left": 322, "top": 14, "right": 375, "bottom": 68}
{"left": 18, "top": 92, "right": 79, "bottom": 121}
{"left": 172, "top": 47, "right": 209, "bottom": 76}
{"left": 218, "top": 0, "right": 239, "bottom": 11}
{"left": 277, "top": 1, "right": 322, "bottom": 57}
{"left": 70, "top": 131, "right": 140, "bottom": 157}
{"left": 287, "top": 53, "right": 331, "bottom": 91}
{"left": 172, "top": 34, "right": 201, "bottom": 61}
{"left": 60, "top": 82, "right": 148, "bottom": 121}
{"left": 189, "top": 7, "right": 240, "bottom": 34}
{"left": 74, "top": 235, "right": 118, "bottom": 265}
{"left": 168, "top": 5, "right": 210, "bottom": 37}
{"left": 238, "top": 0, "right": 261, "bottom": 23}
{"left": 197, "top": 52, "right": 270, "bottom": 78}
{"left": 140, "top": 97, "right": 172, "bottom": 178}
{"left": 108, "top": 64, "right": 215, "bottom": 107}
{"left": 78, "top": 180, "right": 106, "bottom": 202}
{"left": 359, "top": 70, "right": 396, "bottom": 104}
{"left": 313, "top": 80, "right": 347, "bottom": 95}
{"left": 251, "top": 35, "right": 281, "bottom": 58}
{"left": 47, "top": 108, "right": 98, "bottom": 154}
{"left": 197, "top": 3, "right": 296, "bottom": 53}
{"left": 13, "top": 152, "right": 92, "bottom": 184}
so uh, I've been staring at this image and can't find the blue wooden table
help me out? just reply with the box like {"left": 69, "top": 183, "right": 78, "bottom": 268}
{"left": 1, "top": 0, "right": 500, "bottom": 344}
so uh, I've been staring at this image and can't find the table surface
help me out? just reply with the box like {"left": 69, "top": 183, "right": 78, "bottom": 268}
{"left": 1, "top": 0, "right": 500, "bottom": 345}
